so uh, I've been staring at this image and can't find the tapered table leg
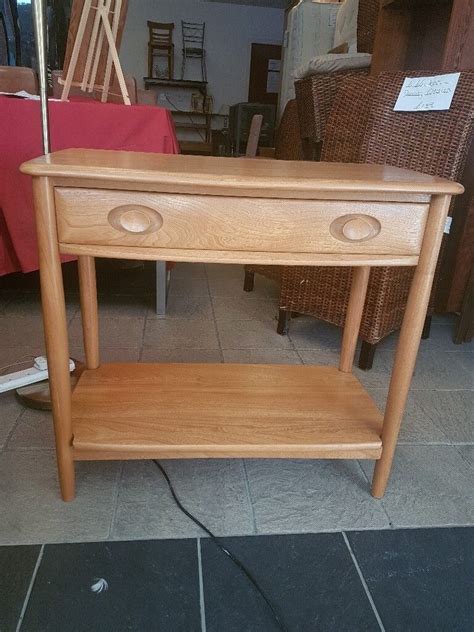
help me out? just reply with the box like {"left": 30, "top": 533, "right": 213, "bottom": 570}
{"left": 33, "top": 177, "right": 75, "bottom": 501}
{"left": 372, "top": 195, "right": 451, "bottom": 498}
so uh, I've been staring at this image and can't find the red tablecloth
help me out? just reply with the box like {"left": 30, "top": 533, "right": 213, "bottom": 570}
{"left": 0, "top": 98, "right": 179, "bottom": 275}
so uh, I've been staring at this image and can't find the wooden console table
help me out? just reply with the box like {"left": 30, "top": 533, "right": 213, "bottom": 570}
{"left": 21, "top": 150, "right": 462, "bottom": 502}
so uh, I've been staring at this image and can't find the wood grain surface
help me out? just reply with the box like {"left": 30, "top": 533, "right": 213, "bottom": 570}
{"left": 54, "top": 188, "right": 429, "bottom": 256}
{"left": 72, "top": 363, "right": 383, "bottom": 460}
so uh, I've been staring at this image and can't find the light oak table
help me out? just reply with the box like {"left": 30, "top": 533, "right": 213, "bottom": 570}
{"left": 21, "top": 150, "right": 463, "bottom": 502}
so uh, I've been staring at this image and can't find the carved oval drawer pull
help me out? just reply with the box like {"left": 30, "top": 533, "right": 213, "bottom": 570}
{"left": 330, "top": 214, "right": 381, "bottom": 243}
{"left": 108, "top": 205, "right": 163, "bottom": 235}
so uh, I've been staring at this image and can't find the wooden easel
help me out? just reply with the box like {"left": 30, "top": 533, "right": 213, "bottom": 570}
{"left": 60, "top": 0, "right": 130, "bottom": 104}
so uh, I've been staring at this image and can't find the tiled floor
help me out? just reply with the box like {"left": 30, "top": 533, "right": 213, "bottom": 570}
{"left": 0, "top": 261, "right": 472, "bottom": 546}
{"left": 2, "top": 528, "right": 472, "bottom": 631}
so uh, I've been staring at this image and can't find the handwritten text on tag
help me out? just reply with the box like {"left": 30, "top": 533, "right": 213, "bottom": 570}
{"left": 394, "top": 73, "right": 460, "bottom": 112}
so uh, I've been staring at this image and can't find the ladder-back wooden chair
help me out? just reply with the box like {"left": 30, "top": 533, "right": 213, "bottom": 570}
{"left": 181, "top": 21, "right": 206, "bottom": 82}
{"left": 147, "top": 21, "right": 174, "bottom": 80}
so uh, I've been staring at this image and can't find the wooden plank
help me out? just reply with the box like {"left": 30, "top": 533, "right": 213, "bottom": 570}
{"left": 54, "top": 189, "right": 429, "bottom": 256}
{"left": 59, "top": 243, "right": 420, "bottom": 267}
{"left": 71, "top": 363, "right": 383, "bottom": 459}
{"left": 442, "top": 0, "right": 474, "bottom": 70}
{"left": 20, "top": 150, "right": 464, "bottom": 197}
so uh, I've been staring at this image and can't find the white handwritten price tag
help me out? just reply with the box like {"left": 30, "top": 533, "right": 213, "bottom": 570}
{"left": 394, "top": 73, "right": 460, "bottom": 112}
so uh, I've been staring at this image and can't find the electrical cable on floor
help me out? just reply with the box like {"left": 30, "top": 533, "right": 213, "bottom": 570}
{"left": 153, "top": 460, "right": 290, "bottom": 632}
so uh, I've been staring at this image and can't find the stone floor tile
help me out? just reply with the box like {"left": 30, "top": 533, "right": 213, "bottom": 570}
{"left": 360, "top": 446, "right": 474, "bottom": 528}
{"left": 143, "top": 319, "right": 219, "bottom": 349}
{"left": 113, "top": 460, "right": 254, "bottom": 540}
{"left": 205, "top": 263, "right": 243, "bottom": 279}
{"left": 140, "top": 348, "right": 222, "bottom": 363}
{"left": 222, "top": 348, "right": 301, "bottom": 364}
{"left": 69, "top": 346, "right": 141, "bottom": 364}
{"left": 245, "top": 459, "right": 389, "bottom": 534}
{"left": 202, "top": 533, "right": 379, "bottom": 632}
{"left": 217, "top": 319, "right": 293, "bottom": 350}
{"left": 406, "top": 390, "right": 473, "bottom": 443}
{"left": 347, "top": 527, "right": 473, "bottom": 632}
{"left": 0, "top": 314, "right": 45, "bottom": 348}
{"left": 95, "top": 293, "right": 150, "bottom": 319}
{"left": 368, "top": 388, "right": 463, "bottom": 444}
{"left": 355, "top": 351, "right": 474, "bottom": 390}
{"left": 288, "top": 317, "right": 343, "bottom": 351}
{"left": 168, "top": 277, "right": 209, "bottom": 297}
{"left": 171, "top": 262, "right": 207, "bottom": 278}
{"left": 22, "top": 540, "right": 201, "bottom": 632}
{"left": 6, "top": 407, "right": 54, "bottom": 450}
{"left": 212, "top": 296, "right": 277, "bottom": 322}
{"left": 148, "top": 295, "right": 213, "bottom": 320}
{"left": 456, "top": 444, "right": 473, "bottom": 467}
{"left": 0, "top": 451, "right": 119, "bottom": 544}
{"left": 0, "top": 544, "right": 41, "bottom": 632}
{"left": 208, "top": 276, "right": 273, "bottom": 299}
{"left": 2, "top": 293, "right": 79, "bottom": 320}
{"left": 0, "top": 392, "right": 24, "bottom": 448}
{"left": 296, "top": 349, "right": 341, "bottom": 366}
{"left": 69, "top": 315, "right": 145, "bottom": 348}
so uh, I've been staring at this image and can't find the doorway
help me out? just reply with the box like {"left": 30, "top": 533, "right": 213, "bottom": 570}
{"left": 248, "top": 42, "right": 282, "bottom": 105}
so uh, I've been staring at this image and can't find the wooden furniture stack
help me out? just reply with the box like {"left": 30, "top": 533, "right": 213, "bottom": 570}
{"left": 21, "top": 150, "right": 462, "bottom": 502}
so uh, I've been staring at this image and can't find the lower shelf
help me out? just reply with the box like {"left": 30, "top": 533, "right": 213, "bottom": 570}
{"left": 72, "top": 363, "right": 383, "bottom": 460}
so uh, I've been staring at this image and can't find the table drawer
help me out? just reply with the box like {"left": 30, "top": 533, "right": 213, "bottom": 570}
{"left": 54, "top": 188, "right": 429, "bottom": 255}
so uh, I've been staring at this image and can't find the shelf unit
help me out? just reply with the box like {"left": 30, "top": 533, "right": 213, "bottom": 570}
{"left": 143, "top": 77, "right": 208, "bottom": 96}
{"left": 143, "top": 77, "right": 213, "bottom": 147}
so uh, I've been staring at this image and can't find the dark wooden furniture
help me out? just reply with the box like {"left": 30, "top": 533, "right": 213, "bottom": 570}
{"left": 147, "top": 21, "right": 174, "bottom": 80}
{"left": 371, "top": 0, "right": 474, "bottom": 75}
{"left": 0, "top": 64, "right": 38, "bottom": 94}
{"left": 370, "top": 0, "right": 474, "bottom": 319}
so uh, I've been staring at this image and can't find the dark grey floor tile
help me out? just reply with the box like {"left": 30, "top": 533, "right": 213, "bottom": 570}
{"left": 347, "top": 527, "right": 473, "bottom": 632}
{"left": 201, "top": 533, "right": 380, "bottom": 632}
{"left": 0, "top": 545, "right": 41, "bottom": 632}
{"left": 22, "top": 540, "right": 201, "bottom": 632}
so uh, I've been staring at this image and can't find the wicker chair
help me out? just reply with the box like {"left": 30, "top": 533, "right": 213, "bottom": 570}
{"left": 294, "top": 0, "right": 379, "bottom": 160}
{"left": 245, "top": 71, "right": 474, "bottom": 369}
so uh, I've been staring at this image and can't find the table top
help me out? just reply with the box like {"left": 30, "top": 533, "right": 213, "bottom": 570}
{"left": 22, "top": 149, "right": 464, "bottom": 198}
{"left": 22, "top": 149, "right": 464, "bottom": 197}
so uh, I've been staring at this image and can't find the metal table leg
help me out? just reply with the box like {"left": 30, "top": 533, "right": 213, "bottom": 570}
{"left": 155, "top": 261, "right": 168, "bottom": 317}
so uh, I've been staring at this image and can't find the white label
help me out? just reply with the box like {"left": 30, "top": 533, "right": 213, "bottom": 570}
{"left": 394, "top": 73, "right": 460, "bottom": 112}
{"left": 444, "top": 216, "right": 453, "bottom": 234}
{"left": 268, "top": 59, "right": 281, "bottom": 72}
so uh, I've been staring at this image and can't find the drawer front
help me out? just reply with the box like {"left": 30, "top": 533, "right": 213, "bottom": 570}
{"left": 55, "top": 188, "right": 429, "bottom": 255}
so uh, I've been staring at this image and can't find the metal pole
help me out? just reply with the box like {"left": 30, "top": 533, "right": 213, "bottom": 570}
{"left": 32, "top": 0, "right": 51, "bottom": 154}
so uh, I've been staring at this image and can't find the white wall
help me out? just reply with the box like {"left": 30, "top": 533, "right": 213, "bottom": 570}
{"left": 121, "top": 0, "right": 285, "bottom": 113}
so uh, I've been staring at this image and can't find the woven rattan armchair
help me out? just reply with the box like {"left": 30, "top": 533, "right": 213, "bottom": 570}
{"left": 245, "top": 71, "right": 474, "bottom": 369}
{"left": 294, "top": 0, "right": 379, "bottom": 160}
